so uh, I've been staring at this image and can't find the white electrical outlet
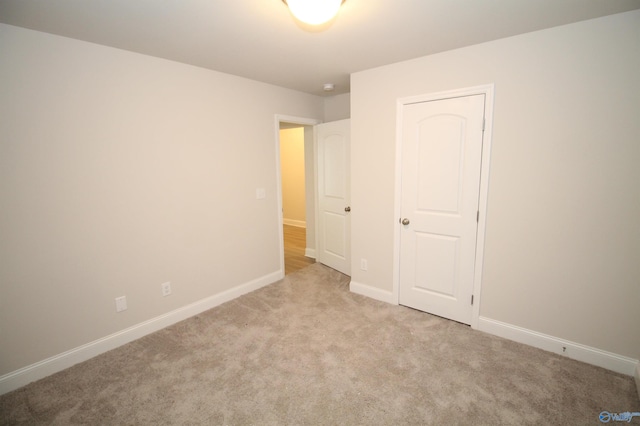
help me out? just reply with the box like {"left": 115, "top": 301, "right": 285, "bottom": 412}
{"left": 256, "top": 188, "right": 266, "bottom": 199}
{"left": 360, "top": 259, "right": 368, "bottom": 271}
{"left": 161, "top": 281, "right": 172, "bottom": 297}
{"left": 115, "top": 296, "right": 127, "bottom": 312}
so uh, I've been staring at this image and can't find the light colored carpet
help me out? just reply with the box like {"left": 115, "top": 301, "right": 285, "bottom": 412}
{"left": 1, "top": 263, "right": 638, "bottom": 425}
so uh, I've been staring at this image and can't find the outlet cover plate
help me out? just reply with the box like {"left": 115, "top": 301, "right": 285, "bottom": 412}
{"left": 115, "top": 296, "right": 127, "bottom": 312}
{"left": 161, "top": 282, "right": 172, "bottom": 297}
{"left": 360, "top": 259, "right": 368, "bottom": 271}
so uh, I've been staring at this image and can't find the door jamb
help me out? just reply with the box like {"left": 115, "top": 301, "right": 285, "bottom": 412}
{"left": 392, "top": 84, "right": 494, "bottom": 329}
{"left": 274, "top": 114, "right": 321, "bottom": 278}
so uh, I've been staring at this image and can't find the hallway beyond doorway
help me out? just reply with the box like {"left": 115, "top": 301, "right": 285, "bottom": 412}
{"left": 284, "top": 225, "right": 314, "bottom": 275}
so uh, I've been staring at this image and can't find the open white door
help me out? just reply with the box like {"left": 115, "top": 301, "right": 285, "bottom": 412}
{"left": 398, "top": 95, "right": 485, "bottom": 325}
{"left": 316, "top": 119, "right": 351, "bottom": 275}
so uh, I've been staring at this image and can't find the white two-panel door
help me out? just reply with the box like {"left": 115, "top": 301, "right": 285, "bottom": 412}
{"left": 399, "top": 95, "right": 485, "bottom": 325}
{"left": 316, "top": 119, "right": 351, "bottom": 276}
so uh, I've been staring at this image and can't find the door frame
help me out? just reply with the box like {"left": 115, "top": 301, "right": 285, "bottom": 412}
{"left": 274, "top": 114, "right": 321, "bottom": 278}
{"left": 392, "top": 84, "right": 494, "bottom": 329}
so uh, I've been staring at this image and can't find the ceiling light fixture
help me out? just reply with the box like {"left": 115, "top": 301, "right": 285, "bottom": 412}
{"left": 282, "top": 0, "right": 346, "bottom": 26}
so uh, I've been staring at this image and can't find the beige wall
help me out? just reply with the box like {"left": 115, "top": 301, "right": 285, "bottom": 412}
{"left": 0, "top": 24, "right": 324, "bottom": 375}
{"left": 324, "top": 93, "right": 351, "bottom": 121}
{"left": 280, "top": 127, "right": 306, "bottom": 225}
{"left": 351, "top": 11, "right": 640, "bottom": 359}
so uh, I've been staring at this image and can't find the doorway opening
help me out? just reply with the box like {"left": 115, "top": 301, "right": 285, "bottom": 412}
{"left": 275, "top": 115, "right": 320, "bottom": 276}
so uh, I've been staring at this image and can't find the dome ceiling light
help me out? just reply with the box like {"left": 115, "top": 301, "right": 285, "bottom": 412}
{"left": 282, "top": 0, "right": 346, "bottom": 26}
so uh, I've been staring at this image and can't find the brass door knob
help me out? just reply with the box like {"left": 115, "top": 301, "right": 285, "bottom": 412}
{"left": 401, "top": 218, "right": 410, "bottom": 225}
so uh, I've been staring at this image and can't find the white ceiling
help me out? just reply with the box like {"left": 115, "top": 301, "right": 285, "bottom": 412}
{"left": 1, "top": 0, "right": 639, "bottom": 96}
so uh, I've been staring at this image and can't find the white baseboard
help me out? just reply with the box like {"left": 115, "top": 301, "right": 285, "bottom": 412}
{"left": 478, "top": 316, "right": 638, "bottom": 376}
{"left": 349, "top": 280, "right": 396, "bottom": 305}
{"left": 283, "top": 219, "right": 306, "bottom": 228}
{"left": 305, "top": 248, "right": 316, "bottom": 259}
{"left": 0, "top": 270, "right": 283, "bottom": 396}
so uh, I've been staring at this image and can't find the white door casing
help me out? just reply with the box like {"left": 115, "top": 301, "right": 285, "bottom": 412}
{"left": 397, "top": 91, "right": 489, "bottom": 325}
{"left": 316, "top": 119, "right": 351, "bottom": 275}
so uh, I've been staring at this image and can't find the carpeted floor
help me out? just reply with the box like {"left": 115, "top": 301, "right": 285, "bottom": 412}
{"left": 1, "top": 263, "right": 638, "bottom": 425}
